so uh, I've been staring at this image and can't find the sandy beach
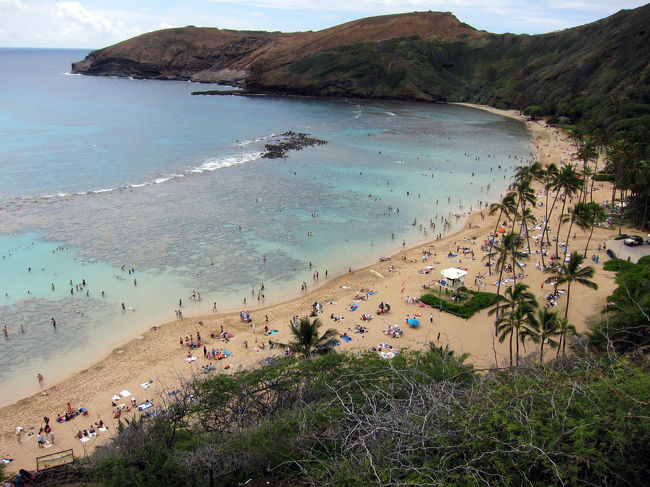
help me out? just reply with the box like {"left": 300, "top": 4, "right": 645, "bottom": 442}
{"left": 0, "top": 103, "right": 627, "bottom": 474}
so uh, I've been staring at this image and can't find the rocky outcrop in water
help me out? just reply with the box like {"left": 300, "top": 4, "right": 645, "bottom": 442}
{"left": 261, "top": 132, "right": 327, "bottom": 159}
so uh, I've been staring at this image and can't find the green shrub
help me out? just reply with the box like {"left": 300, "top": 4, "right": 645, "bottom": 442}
{"left": 420, "top": 291, "right": 499, "bottom": 318}
{"left": 594, "top": 173, "right": 615, "bottom": 181}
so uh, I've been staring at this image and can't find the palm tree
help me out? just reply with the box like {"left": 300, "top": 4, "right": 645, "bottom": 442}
{"left": 495, "top": 302, "right": 538, "bottom": 368}
{"left": 487, "top": 192, "right": 517, "bottom": 274}
{"left": 483, "top": 232, "right": 528, "bottom": 327}
{"left": 539, "top": 164, "right": 559, "bottom": 267}
{"left": 490, "top": 283, "right": 538, "bottom": 366}
{"left": 572, "top": 202, "right": 607, "bottom": 257}
{"left": 544, "top": 251, "right": 598, "bottom": 356}
{"left": 519, "top": 206, "right": 537, "bottom": 254}
{"left": 278, "top": 316, "right": 339, "bottom": 359}
{"left": 576, "top": 138, "right": 598, "bottom": 202}
{"left": 523, "top": 309, "right": 563, "bottom": 362}
{"left": 555, "top": 318, "right": 576, "bottom": 359}
{"left": 511, "top": 179, "right": 536, "bottom": 239}
{"left": 551, "top": 165, "right": 582, "bottom": 257}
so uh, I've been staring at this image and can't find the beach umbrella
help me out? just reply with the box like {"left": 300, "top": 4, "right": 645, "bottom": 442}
{"left": 407, "top": 318, "right": 420, "bottom": 327}
{"left": 497, "top": 227, "right": 506, "bottom": 234}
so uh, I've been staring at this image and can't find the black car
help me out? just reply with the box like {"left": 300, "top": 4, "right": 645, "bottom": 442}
{"left": 624, "top": 235, "right": 644, "bottom": 246}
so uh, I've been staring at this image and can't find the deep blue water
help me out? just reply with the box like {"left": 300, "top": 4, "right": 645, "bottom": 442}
{"left": 0, "top": 48, "right": 532, "bottom": 404}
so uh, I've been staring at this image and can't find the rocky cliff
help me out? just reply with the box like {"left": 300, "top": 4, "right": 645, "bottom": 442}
{"left": 71, "top": 11, "right": 483, "bottom": 84}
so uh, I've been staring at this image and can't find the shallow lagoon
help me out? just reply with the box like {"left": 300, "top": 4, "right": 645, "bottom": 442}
{"left": 0, "top": 48, "right": 532, "bottom": 405}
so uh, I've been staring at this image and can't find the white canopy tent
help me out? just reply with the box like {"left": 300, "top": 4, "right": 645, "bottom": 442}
{"left": 440, "top": 268, "right": 467, "bottom": 291}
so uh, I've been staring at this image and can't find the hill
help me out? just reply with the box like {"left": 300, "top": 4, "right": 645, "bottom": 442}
{"left": 72, "top": 6, "right": 650, "bottom": 132}
{"left": 71, "top": 11, "right": 482, "bottom": 85}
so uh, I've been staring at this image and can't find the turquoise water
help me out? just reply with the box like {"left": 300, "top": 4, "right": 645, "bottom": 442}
{"left": 0, "top": 48, "right": 533, "bottom": 405}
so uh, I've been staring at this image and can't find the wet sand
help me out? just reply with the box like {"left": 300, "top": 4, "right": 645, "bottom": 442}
{"left": 0, "top": 104, "right": 622, "bottom": 474}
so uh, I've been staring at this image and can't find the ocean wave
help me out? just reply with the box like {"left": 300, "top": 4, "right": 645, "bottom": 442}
{"left": 235, "top": 133, "right": 281, "bottom": 147}
{"left": 2, "top": 150, "right": 263, "bottom": 209}
{"left": 190, "top": 151, "right": 263, "bottom": 173}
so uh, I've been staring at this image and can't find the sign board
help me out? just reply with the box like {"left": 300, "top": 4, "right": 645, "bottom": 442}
{"left": 36, "top": 449, "right": 74, "bottom": 471}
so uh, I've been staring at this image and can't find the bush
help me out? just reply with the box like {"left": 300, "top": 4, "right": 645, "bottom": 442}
{"left": 420, "top": 291, "right": 499, "bottom": 318}
{"left": 594, "top": 173, "right": 615, "bottom": 181}
{"left": 603, "top": 258, "right": 635, "bottom": 272}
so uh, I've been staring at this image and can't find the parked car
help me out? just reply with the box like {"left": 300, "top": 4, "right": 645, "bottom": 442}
{"left": 624, "top": 235, "right": 644, "bottom": 246}
{"left": 614, "top": 234, "right": 629, "bottom": 240}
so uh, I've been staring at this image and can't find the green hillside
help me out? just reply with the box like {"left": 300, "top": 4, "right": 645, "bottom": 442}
{"left": 254, "top": 5, "right": 649, "bottom": 133}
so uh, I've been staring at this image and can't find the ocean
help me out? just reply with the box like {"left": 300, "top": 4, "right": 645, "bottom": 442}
{"left": 0, "top": 47, "right": 533, "bottom": 405}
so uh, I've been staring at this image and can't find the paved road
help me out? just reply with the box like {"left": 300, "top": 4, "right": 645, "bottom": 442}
{"left": 606, "top": 238, "right": 650, "bottom": 263}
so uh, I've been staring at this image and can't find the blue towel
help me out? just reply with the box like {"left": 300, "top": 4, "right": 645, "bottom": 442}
{"left": 341, "top": 335, "right": 352, "bottom": 342}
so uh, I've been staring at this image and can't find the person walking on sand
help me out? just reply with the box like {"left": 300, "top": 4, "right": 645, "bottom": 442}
{"left": 37, "top": 373, "right": 44, "bottom": 386}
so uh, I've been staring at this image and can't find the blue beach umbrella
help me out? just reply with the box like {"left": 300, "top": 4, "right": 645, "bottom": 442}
{"left": 407, "top": 318, "right": 420, "bottom": 327}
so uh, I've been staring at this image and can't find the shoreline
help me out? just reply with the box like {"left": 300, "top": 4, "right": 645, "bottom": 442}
{"left": 0, "top": 103, "right": 622, "bottom": 474}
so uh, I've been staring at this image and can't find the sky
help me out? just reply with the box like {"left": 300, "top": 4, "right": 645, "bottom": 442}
{"left": 0, "top": 0, "right": 648, "bottom": 49}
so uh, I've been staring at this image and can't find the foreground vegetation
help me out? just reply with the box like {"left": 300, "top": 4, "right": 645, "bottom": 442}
{"left": 30, "top": 339, "right": 647, "bottom": 486}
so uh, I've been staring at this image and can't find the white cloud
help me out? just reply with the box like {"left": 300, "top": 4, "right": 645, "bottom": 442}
{"left": 0, "top": 0, "right": 647, "bottom": 48}
{"left": 54, "top": 1, "right": 112, "bottom": 33}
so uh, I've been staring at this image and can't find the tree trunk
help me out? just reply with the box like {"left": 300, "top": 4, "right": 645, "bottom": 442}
{"left": 488, "top": 209, "right": 503, "bottom": 275}
{"left": 563, "top": 282, "right": 572, "bottom": 357}
{"left": 540, "top": 338, "right": 545, "bottom": 363}
{"left": 563, "top": 217, "right": 576, "bottom": 262}
{"left": 541, "top": 189, "right": 552, "bottom": 267}
{"left": 515, "top": 327, "right": 520, "bottom": 367}
{"left": 584, "top": 224, "right": 595, "bottom": 257}
{"left": 508, "top": 331, "right": 513, "bottom": 368}
{"left": 494, "top": 263, "right": 505, "bottom": 335}
{"left": 555, "top": 195, "right": 568, "bottom": 256}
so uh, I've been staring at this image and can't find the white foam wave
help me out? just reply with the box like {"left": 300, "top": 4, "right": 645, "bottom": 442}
{"left": 385, "top": 111, "right": 397, "bottom": 117}
{"left": 19, "top": 149, "right": 262, "bottom": 206}
{"left": 235, "top": 133, "right": 282, "bottom": 147}
{"left": 153, "top": 175, "right": 176, "bottom": 184}
{"left": 190, "top": 151, "right": 262, "bottom": 173}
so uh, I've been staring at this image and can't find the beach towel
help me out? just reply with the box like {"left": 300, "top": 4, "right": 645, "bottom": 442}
{"left": 350, "top": 304, "right": 359, "bottom": 311}
{"left": 99, "top": 427, "right": 107, "bottom": 432}
{"left": 341, "top": 335, "right": 352, "bottom": 342}
{"left": 112, "top": 394, "right": 121, "bottom": 402}
{"left": 80, "top": 437, "right": 89, "bottom": 443}
{"left": 1, "top": 458, "right": 13, "bottom": 464}
{"left": 186, "top": 356, "right": 197, "bottom": 362}
{"left": 119, "top": 390, "right": 131, "bottom": 398}
{"left": 221, "top": 350, "right": 233, "bottom": 356}
{"left": 368, "top": 291, "right": 377, "bottom": 295}
{"left": 141, "top": 380, "right": 154, "bottom": 389}
{"left": 268, "top": 330, "right": 279, "bottom": 335}
{"left": 137, "top": 401, "right": 154, "bottom": 411}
